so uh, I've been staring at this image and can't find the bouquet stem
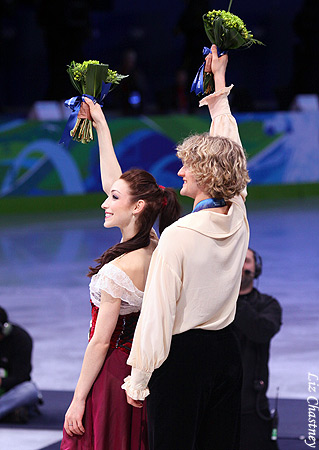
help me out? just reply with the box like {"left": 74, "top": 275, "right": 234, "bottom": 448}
{"left": 70, "top": 101, "right": 94, "bottom": 144}
{"left": 70, "top": 118, "right": 93, "bottom": 143}
{"left": 203, "top": 73, "right": 215, "bottom": 95}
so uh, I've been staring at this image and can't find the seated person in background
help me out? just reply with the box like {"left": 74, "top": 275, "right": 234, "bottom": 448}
{"left": 233, "top": 248, "right": 282, "bottom": 450}
{"left": 0, "top": 306, "right": 42, "bottom": 423}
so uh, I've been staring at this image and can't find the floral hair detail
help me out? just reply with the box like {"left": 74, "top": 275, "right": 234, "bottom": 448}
{"left": 158, "top": 185, "right": 168, "bottom": 207}
{"left": 162, "top": 196, "right": 168, "bottom": 208}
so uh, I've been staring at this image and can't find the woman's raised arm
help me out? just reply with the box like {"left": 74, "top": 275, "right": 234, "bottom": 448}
{"left": 85, "top": 98, "right": 122, "bottom": 195}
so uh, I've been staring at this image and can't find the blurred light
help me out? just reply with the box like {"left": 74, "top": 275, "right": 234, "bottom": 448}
{"left": 28, "top": 101, "right": 70, "bottom": 121}
{"left": 290, "top": 94, "right": 319, "bottom": 111}
{"left": 128, "top": 91, "right": 141, "bottom": 107}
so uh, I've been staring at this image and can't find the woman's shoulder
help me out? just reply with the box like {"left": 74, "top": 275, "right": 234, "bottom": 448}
{"left": 113, "top": 244, "right": 155, "bottom": 273}
{"left": 112, "top": 243, "right": 156, "bottom": 291}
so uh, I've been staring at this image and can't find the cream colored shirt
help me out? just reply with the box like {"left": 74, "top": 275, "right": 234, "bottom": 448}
{"left": 122, "top": 86, "right": 250, "bottom": 400}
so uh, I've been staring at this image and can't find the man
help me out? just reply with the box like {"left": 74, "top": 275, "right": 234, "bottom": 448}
{"left": 233, "top": 248, "right": 282, "bottom": 450}
{"left": 122, "top": 46, "right": 250, "bottom": 450}
{"left": 0, "top": 306, "right": 41, "bottom": 423}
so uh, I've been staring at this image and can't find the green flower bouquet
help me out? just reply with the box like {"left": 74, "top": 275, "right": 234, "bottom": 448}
{"left": 191, "top": 0, "right": 264, "bottom": 96}
{"left": 203, "top": 9, "right": 263, "bottom": 52}
{"left": 60, "top": 60, "right": 127, "bottom": 145}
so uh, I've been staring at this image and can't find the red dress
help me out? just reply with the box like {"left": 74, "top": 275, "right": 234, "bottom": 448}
{"left": 60, "top": 303, "right": 148, "bottom": 450}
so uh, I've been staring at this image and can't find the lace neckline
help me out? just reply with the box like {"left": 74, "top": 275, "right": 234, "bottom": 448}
{"left": 108, "top": 262, "right": 144, "bottom": 295}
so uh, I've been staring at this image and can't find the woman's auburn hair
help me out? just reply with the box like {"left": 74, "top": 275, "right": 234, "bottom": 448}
{"left": 176, "top": 133, "right": 250, "bottom": 200}
{"left": 88, "top": 168, "right": 181, "bottom": 277}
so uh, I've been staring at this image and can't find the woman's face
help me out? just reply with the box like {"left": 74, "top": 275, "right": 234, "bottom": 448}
{"left": 177, "top": 165, "right": 200, "bottom": 199}
{"left": 101, "top": 179, "right": 136, "bottom": 230}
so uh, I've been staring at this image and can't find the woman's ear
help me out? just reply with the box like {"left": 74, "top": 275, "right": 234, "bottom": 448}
{"left": 133, "top": 199, "right": 145, "bottom": 215}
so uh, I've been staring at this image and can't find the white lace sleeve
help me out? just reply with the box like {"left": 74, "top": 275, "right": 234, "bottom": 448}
{"left": 89, "top": 263, "right": 144, "bottom": 314}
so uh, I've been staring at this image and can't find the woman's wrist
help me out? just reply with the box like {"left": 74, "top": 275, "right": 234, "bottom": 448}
{"left": 94, "top": 120, "right": 108, "bottom": 134}
{"left": 73, "top": 394, "right": 87, "bottom": 404}
{"left": 73, "top": 387, "right": 88, "bottom": 403}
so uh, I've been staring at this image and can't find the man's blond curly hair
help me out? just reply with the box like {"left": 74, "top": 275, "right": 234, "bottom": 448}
{"left": 176, "top": 133, "right": 250, "bottom": 200}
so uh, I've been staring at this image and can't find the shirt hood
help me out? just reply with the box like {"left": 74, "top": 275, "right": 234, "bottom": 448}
{"left": 176, "top": 196, "right": 247, "bottom": 239}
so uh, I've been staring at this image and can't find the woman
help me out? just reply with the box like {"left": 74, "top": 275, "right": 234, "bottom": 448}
{"left": 60, "top": 101, "right": 180, "bottom": 450}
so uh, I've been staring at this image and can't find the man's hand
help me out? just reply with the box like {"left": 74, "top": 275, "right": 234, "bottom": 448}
{"left": 125, "top": 392, "right": 144, "bottom": 408}
{"left": 205, "top": 45, "right": 228, "bottom": 75}
{"left": 204, "top": 44, "right": 228, "bottom": 92}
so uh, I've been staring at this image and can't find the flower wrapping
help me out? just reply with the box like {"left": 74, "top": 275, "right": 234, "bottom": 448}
{"left": 60, "top": 60, "right": 128, "bottom": 146}
{"left": 191, "top": 3, "right": 264, "bottom": 96}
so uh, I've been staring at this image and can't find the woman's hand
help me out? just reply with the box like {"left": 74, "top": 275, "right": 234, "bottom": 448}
{"left": 84, "top": 97, "right": 107, "bottom": 130}
{"left": 64, "top": 398, "right": 86, "bottom": 436}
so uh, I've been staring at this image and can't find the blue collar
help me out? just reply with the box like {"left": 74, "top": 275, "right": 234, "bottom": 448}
{"left": 192, "top": 198, "right": 226, "bottom": 213}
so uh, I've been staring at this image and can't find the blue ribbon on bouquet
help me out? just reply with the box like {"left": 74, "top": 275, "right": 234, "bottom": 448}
{"left": 59, "top": 82, "right": 111, "bottom": 146}
{"left": 190, "top": 47, "right": 212, "bottom": 96}
{"left": 190, "top": 46, "right": 227, "bottom": 95}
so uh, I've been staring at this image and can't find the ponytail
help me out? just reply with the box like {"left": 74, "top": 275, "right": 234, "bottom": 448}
{"left": 159, "top": 187, "right": 181, "bottom": 234}
{"left": 88, "top": 169, "right": 180, "bottom": 278}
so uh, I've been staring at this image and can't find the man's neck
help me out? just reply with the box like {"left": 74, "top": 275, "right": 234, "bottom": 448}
{"left": 193, "top": 193, "right": 211, "bottom": 209}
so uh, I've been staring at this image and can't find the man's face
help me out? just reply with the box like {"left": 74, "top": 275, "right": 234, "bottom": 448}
{"left": 177, "top": 165, "right": 201, "bottom": 199}
{"left": 240, "top": 249, "right": 256, "bottom": 292}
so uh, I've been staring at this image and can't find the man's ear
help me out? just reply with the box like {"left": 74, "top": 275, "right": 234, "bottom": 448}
{"left": 133, "top": 199, "right": 145, "bottom": 215}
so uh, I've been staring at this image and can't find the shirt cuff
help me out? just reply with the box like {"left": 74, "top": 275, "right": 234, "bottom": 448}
{"left": 121, "top": 368, "right": 152, "bottom": 401}
{"left": 199, "top": 85, "right": 234, "bottom": 118}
